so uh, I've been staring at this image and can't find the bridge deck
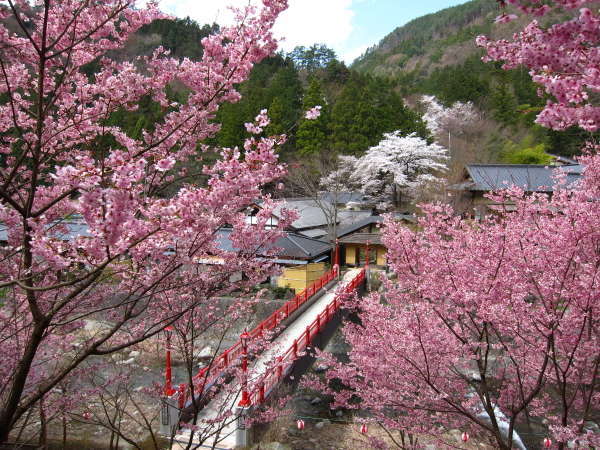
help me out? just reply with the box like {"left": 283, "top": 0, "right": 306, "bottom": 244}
{"left": 174, "top": 268, "right": 363, "bottom": 449}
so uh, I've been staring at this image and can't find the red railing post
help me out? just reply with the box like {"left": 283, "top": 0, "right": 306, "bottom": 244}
{"left": 239, "top": 330, "right": 251, "bottom": 407}
{"left": 276, "top": 356, "right": 283, "bottom": 380}
{"left": 293, "top": 339, "right": 298, "bottom": 358}
{"left": 259, "top": 382, "right": 265, "bottom": 403}
{"left": 178, "top": 383, "right": 186, "bottom": 409}
{"left": 317, "top": 315, "right": 321, "bottom": 332}
{"left": 305, "top": 326, "right": 311, "bottom": 347}
{"left": 164, "top": 326, "right": 175, "bottom": 397}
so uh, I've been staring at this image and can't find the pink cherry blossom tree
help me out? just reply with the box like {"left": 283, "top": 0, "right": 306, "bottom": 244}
{"left": 316, "top": 2, "right": 600, "bottom": 449}
{"left": 0, "top": 0, "right": 292, "bottom": 442}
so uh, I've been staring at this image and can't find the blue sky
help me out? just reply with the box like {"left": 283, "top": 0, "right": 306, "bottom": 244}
{"left": 157, "top": 0, "right": 473, "bottom": 64}
{"left": 343, "top": 0, "right": 471, "bottom": 62}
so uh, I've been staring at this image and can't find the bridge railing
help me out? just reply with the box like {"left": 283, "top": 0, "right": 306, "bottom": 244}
{"left": 191, "top": 265, "right": 341, "bottom": 395}
{"left": 248, "top": 267, "right": 365, "bottom": 405}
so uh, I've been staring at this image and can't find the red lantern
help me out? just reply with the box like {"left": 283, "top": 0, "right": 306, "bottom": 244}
{"left": 359, "top": 423, "right": 368, "bottom": 434}
{"left": 543, "top": 437, "right": 552, "bottom": 448}
{"left": 462, "top": 431, "right": 470, "bottom": 442}
{"left": 297, "top": 419, "right": 305, "bottom": 430}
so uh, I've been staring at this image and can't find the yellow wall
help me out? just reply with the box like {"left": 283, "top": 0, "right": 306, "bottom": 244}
{"left": 376, "top": 246, "right": 386, "bottom": 266}
{"left": 277, "top": 263, "right": 326, "bottom": 292}
{"left": 345, "top": 244, "right": 357, "bottom": 265}
{"left": 343, "top": 244, "right": 386, "bottom": 266}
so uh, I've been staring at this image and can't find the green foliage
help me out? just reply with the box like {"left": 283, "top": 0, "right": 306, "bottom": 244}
{"left": 546, "top": 126, "right": 599, "bottom": 158}
{"left": 288, "top": 44, "right": 337, "bottom": 72}
{"left": 297, "top": 77, "right": 329, "bottom": 155}
{"left": 491, "top": 79, "right": 519, "bottom": 125}
{"left": 138, "top": 17, "right": 219, "bottom": 60}
{"left": 501, "top": 137, "right": 554, "bottom": 165}
{"left": 330, "top": 73, "right": 429, "bottom": 154}
{"left": 351, "top": 0, "right": 592, "bottom": 159}
{"left": 213, "top": 55, "right": 302, "bottom": 151}
{"left": 80, "top": 17, "right": 431, "bottom": 161}
{"left": 417, "top": 53, "right": 492, "bottom": 105}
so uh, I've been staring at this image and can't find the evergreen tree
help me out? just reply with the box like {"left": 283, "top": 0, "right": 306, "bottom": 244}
{"left": 491, "top": 79, "right": 519, "bottom": 125}
{"left": 330, "top": 75, "right": 363, "bottom": 153}
{"left": 296, "top": 77, "right": 329, "bottom": 155}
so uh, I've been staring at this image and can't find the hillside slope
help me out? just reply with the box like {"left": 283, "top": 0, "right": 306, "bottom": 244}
{"left": 353, "top": 0, "right": 594, "bottom": 158}
{"left": 354, "top": 0, "right": 545, "bottom": 79}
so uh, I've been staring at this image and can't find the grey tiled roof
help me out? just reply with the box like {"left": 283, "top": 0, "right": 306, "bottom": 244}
{"left": 216, "top": 229, "right": 332, "bottom": 260}
{"left": 319, "top": 191, "right": 365, "bottom": 204}
{"left": 273, "top": 199, "right": 332, "bottom": 230}
{"left": 0, "top": 219, "right": 90, "bottom": 242}
{"left": 464, "top": 164, "right": 583, "bottom": 192}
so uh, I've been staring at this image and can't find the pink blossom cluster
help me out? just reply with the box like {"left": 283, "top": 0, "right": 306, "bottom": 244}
{"left": 304, "top": 105, "right": 322, "bottom": 120}
{"left": 317, "top": 151, "right": 600, "bottom": 448}
{"left": 313, "top": 3, "right": 600, "bottom": 447}
{"left": 477, "top": 1, "right": 600, "bottom": 131}
{"left": 0, "top": 0, "right": 291, "bottom": 440}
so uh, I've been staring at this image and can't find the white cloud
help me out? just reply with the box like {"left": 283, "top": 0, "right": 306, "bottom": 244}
{"left": 274, "top": 0, "right": 354, "bottom": 53}
{"left": 340, "top": 43, "right": 369, "bottom": 64}
{"left": 154, "top": 0, "right": 356, "bottom": 58}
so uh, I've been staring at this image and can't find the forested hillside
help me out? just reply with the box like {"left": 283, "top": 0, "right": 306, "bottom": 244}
{"left": 91, "top": 4, "right": 595, "bottom": 165}
{"left": 100, "top": 21, "right": 429, "bottom": 161}
{"left": 354, "top": 0, "right": 597, "bottom": 158}
{"left": 210, "top": 46, "right": 429, "bottom": 158}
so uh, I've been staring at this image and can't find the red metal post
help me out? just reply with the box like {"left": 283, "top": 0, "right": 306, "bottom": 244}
{"left": 239, "top": 330, "right": 251, "bottom": 407}
{"left": 164, "top": 326, "right": 175, "bottom": 397}
{"left": 305, "top": 326, "right": 311, "bottom": 347}
{"left": 293, "top": 339, "right": 298, "bottom": 358}
{"left": 178, "top": 383, "right": 186, "bottom": 409}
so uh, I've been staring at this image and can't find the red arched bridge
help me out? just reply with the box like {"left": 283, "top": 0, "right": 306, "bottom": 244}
{"left": 160, "top": 264, "right": 367, "bottom": 448}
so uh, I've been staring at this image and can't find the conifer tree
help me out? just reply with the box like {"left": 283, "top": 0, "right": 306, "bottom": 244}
{"left": 297, "top": 77, "right": 329, "bottom": 155}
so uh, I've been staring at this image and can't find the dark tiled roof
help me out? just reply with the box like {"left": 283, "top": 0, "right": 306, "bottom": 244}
{"left": 463, "top": 164, "right": 583, "bottom": 192}
{"left": 338, "top": 233, "right": 382, "bottom": 245}
{"left": 336, "top": 213, "right": 415, "bottom": 238}
{"left": 216, "top": 229, "right": 331, "bottom": 260}
{"left": 299, "top": 228, "right": 328, "bottom": 239}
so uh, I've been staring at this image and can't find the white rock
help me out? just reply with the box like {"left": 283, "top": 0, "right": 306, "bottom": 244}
{"left": 116, "top": 357, "right": 135, "bottom": 365}
{"left": 195, "top": 345, "right": 213, "bottom": 359}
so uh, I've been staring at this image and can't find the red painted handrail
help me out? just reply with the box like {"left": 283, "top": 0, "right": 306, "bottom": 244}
{"left": 190, "top": 265, "right": 341, "bottom": 395}
{"left": 248, "top": 268, "right": 365, "bottom": 406}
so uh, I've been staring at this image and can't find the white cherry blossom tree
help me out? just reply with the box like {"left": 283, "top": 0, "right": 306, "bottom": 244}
{"left": 322, "top": 132, "right": 448, "bottom": 211}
